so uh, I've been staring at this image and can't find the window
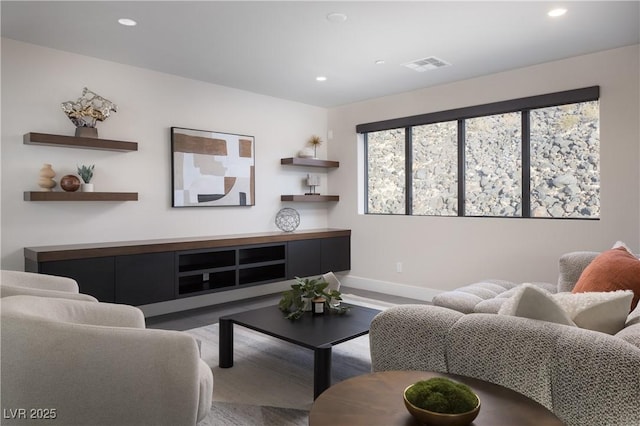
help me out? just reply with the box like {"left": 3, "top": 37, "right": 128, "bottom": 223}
{"left": 465, "top": 113, "right": 522, "bottom": 217}
{"left": 412, "top": 122, "right": 458, "bottom": 216}
{"left": 366, "top": 129, "right": 405, "bottom": 214}
{"left": 358, "top": 87, "right": 600, "bottom": 219}
{"left": 529, "top": 102, "right": 600, "bottom": 218}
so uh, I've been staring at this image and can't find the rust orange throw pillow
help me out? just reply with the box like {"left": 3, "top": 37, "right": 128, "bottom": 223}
{"left": 573, "top": 247, "right": 640, "bottom": 311}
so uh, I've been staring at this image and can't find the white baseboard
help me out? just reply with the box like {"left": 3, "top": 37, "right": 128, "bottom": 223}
{"left": 140, "top": 274, "right": 441, "bottom": 317}
{"left": 337, "top": 273, "right": 440, "bottom": 302}
{"left": 139, "top": 279, "right": 295, "bottom": 317}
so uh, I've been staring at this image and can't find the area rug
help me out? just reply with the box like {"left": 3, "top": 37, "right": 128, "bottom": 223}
{"left": 187, "top": 294, "right": 395, "bottom": 425}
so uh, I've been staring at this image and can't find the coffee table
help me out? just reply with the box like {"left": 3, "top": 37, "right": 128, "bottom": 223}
{"left": 218, "top": 303, "right": 380, "bottom": 399}
{"left": 309, "top": 370, "right": 565, "bottom": 425}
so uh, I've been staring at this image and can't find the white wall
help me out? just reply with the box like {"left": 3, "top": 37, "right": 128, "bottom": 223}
{"left": 328, "top": 45, "right": 640, "bottom": 299}
{"left": 3, "top": 39, "right": 639, "bottom": 305}
{"left": 1, "top": 39, "right": 330, "bottom": 275}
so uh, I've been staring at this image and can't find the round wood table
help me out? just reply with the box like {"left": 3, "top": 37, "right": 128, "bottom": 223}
{"left": 309, "top": 371, "right": 565, "bottom": 426}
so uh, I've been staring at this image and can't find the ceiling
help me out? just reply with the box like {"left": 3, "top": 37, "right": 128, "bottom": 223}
{"left": 2, "top": 1, "right": 639, "bottom": 108}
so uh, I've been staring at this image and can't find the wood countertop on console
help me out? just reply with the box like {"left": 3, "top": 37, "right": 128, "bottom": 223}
{"left": 25, "top": 228, "right": 351, "bottom": 262}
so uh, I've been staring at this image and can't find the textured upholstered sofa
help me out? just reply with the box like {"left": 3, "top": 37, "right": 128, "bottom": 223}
{"left": 430, "top": 251, "right": 600, "bottom": 314}
{"left": 369, "top": 251, "right": 640, "bottom": 426}
{"left": 1, "top": 275, "right": 213, "bottom": 425}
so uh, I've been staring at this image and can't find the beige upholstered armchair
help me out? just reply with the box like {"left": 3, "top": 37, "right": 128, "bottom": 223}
{"left": 1, "top": 295, "right": 213, "bottom": 426}
{"left": 0, "top": 270, "right": 97, "bottom": 301}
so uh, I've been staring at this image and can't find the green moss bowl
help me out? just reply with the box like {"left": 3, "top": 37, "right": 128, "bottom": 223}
{"left": 403, "top": 384, "right": 481, "bottom": 426}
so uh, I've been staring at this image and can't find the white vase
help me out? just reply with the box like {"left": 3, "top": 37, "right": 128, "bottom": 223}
{"left": 81, "top": 183, "right": 94, "bottom": 192}
{"left": 301, "top": 297, "right": 312, "bottom": 312}
{"left": 38, "top": 163, "right": 56, "bottom": 192}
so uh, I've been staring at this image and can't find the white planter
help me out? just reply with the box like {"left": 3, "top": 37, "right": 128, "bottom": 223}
{"left": 81, "top": 183, "right": 94, "bottom": 192}
{"left": 301, "top": 297, "right": 312, "bottom": 312}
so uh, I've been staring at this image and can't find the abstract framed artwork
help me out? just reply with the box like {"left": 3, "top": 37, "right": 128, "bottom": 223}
{"left": 171, "top": 127, "right": 255, "bottom": 207}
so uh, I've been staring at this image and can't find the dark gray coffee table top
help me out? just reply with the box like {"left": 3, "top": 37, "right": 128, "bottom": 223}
{"left": 221, "top": 303, "right": 379, "bottom": 349}
{"left": 219, "top": 303, "right": 381, "bottom": 398}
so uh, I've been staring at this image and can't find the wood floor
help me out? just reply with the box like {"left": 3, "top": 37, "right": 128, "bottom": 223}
{"left": 146, "top": 287, "right": 424, "bottom": 331}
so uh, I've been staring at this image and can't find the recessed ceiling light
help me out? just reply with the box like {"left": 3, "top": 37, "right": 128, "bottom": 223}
{"left": 118, "top": 18, "right": 137, "bottom": 26}
{"left": 316, "top": 76, "right": 327, "bottom": 82}
{"left": 375, "top": 60, "right": 386, "bottom": 65}
{"left": 326, "top": 12, "right": 347, "bottom": 23}
{"left": 548, "top": 8, "right": 567, "bottom": 17}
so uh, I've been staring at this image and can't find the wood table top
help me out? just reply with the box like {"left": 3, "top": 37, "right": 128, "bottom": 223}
{"left": 309, "top": 370, "right": 565, "bottom": 426}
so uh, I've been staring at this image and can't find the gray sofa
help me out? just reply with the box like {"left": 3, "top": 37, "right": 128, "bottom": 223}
{"left": 430, "top": 251, "right": 600, "bottom": 314}
{"left": 369, "top": 252, "right": 640, "bottom": 426}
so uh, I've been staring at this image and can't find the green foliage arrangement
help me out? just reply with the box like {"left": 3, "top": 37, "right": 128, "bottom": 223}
{"left": 77, "top": 164, "right": 95, "bottom": 183}
{"left": 405, "top": 378, "right": 479, "bottom": 414}
{"left": 278, "top": 276, "right": 347, "bottom": 320}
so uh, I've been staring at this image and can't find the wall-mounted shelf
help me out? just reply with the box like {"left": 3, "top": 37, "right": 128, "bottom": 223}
{"left": 24, "top": 192, "right": 138, "bottom": 202}
{"left": 281, "top": 195, "right": 339, "bottom": 202}
{"left": 24, "top": 132, "right": 138, "bottom": 152}
{"left": 281, "top": 157, "right": 340, "bottom": 202}
{"left": 281, "top": 158, "right": 339, "bottom": 168}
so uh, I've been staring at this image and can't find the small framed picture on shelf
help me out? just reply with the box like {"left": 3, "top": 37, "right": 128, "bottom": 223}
{"left": 171, "top": 127, "right": 255, "bottom": 207}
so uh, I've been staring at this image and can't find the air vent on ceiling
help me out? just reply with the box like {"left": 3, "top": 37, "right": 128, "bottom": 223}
{"left": 403, "top": 56, "right": 451, "bottom": 72}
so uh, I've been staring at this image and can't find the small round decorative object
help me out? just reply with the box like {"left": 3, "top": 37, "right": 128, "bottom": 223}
{"left": 60, "top": 175, "right": 81, "bottom": 192}
{"left": 403, "top": 381, "right": 480, "bottom": 426}
{"left": 275, "top": 207, "right": 300, "bottom": 232}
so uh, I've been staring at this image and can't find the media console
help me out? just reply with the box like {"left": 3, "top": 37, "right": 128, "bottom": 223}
{"left": 24, "top": 229, "right": 350, "bottom": 306}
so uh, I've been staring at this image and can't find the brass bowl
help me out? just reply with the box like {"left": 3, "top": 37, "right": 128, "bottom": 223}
{"left": 403, "top": 385, "right": 480, "bottom": 426}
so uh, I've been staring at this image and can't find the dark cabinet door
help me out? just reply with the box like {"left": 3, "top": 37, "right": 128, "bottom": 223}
{"left": 115, "top": 252, "right": 175, "bottom": 305}
{"left": 287, "top": 239, "right": 321, "bottom": 279}
{"left": 321, "top": 236, "right": 351, "bottom": 273}
{"left": 39, "top": 257, "right": 116, "bottom": 302}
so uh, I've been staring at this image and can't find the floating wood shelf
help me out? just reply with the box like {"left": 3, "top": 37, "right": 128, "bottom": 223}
{"left": 24, "top": 132, "right": 138, "bottom": 152}
{"left": 281, "top": 195, "right": 339, "bottom": 202}
{"left": 24, "top": 192, "right": 138, "bottom": 202}
{"left": 280, "top": 158, "right": 339, "bottom": 168}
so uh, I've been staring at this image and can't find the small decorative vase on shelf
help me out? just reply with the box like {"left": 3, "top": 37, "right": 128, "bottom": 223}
{"left": 75, "top": 126, "right": 98, "bottom": 139}
{"left": 77, "top": 164, "right": 95, "bottom": 193}
{"left": 38, "top": 164, "right": 56, "bottom": 192}
{"left": 62, "top": 87, "right": 117, "bottom": 139}
{"left": 297, "top": 147, "right": 315, "bottom": 158}
{"left": 308, "top": 135, "right": 322, "bottom": 159}
{"left": 60, "top": 175, "right": 81, "bottom": 192}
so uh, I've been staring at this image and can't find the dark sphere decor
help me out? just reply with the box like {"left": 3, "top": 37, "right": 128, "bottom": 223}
{"left": 60, "top": 175, "right": 81, "bottom": 192}
{"left": 275, "top": 207, "right": 300, "bottom": 232}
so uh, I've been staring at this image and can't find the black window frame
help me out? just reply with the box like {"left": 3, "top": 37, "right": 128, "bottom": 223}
{"left": 358, "top": 86, "right": 600, "bottom": 219}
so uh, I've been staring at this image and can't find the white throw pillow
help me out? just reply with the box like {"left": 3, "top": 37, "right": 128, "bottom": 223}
{"left": 498, "top": 283, "right": 633, "bottom": 334}
{"left": 612, "top": 241, "right": 640, "bottom": 259}
{"left": 322, "top": 271, "right": 341, "bottom": 292}
{"left": 553, "top": 290, "right": 633, "bottom": 334}
{"left": 498, "top": 284, "right": 575, "bottom": 327}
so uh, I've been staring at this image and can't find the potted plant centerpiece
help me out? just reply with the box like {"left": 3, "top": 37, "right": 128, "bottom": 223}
{"left": 403, "top": 377, "right": 480, "bottom": 426}
{"left": 77, "top": 164, "right": 95, "bottom": 192}
{"left": 278, "top": 276, "right": 347, "bottom": 320}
